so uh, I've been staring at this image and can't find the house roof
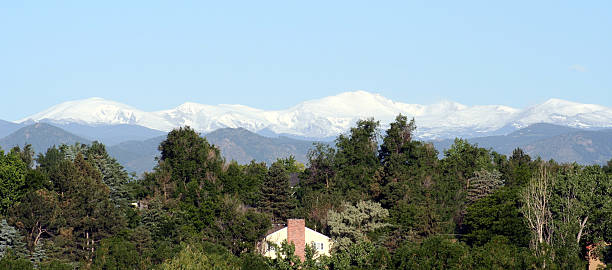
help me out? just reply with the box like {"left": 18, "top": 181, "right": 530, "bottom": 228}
{"left": 305, "top": 227, "right": 330, "bottom": 240}
{"left": 263, "top": 225, "right": 330, "bottom": 239}
{"left": 265, "top": 223, "right": 286, "bottom": 236}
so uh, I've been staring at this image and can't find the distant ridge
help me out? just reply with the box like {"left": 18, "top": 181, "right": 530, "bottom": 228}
{"left": 205, "top": 128, "right": 315, "bottom": 164}
{"left": 109, "top": 128, "right": 318, "bottom": 174}
{"left": 45, "top": 122, "right": 166, "bottom": 146}
{"left": 0, "top": 119, "right": 22, "bottom": 139}
{"left": 432, "top": 123, "right": 612, "bottom": 165}
{"left": 0, "top": 123, "right": 91, "bottom": 153}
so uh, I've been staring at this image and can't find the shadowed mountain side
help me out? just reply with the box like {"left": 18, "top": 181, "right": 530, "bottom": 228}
{"left": 521, "top": 129, "right": 612, "bottom": 164}
{"left": 206, "top": 128, "right": 316, "bottom": 164}
{"left": 41, "top": 122, "right": 167, "bottom": 146}
{"left": 432, "top": 123, "right": 612, "bottom": 164}
{"left": 433, "top": 123, "right": 582, "bottom": 154}
{"left": 0, "top": 123, "right": 91, "bottom": 153}
{"left": 108, "top": 136, "right": 166, "bottom": 175}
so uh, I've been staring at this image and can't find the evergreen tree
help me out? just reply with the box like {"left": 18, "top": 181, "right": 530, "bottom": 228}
{"left": 84, "top": 142, "right": 132, "bottom": 206}
{"left": 0, "top": 219, "right": 27, "bottom": 259}
{"left": 466, "top": 169, "right": 503, "bottom": 204}
{"left": 327, "top": 200, "right": 389, "bottom": 251}
{"left": 210, "top": 195, "right": 271, "bottom": 255}
{"left": 504, "top": 148, "right": 536, "bottom": 187}
{"left": 8, "top": 189, "right": 59, "bottom": 251}
{"left": 241, "top": 161, "right": 267, "bottom": 207}
{"left": 261, "top": 159, "right": 292, "bottom": 223}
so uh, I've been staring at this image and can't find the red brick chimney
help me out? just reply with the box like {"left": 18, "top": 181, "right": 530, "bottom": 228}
{"left": 287, "top": 219, "right": 305, "bottom": 261}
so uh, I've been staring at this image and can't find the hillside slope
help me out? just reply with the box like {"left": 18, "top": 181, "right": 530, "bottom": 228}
{"left": 0, "top": 123, "right": 91, "bottom": 153}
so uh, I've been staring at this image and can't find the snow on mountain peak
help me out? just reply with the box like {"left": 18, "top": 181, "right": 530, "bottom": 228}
{"left": 20, "top": 97, "right": 175, "bottom": 130}
{"left": 17, "top": 91, "right": 612, "bottom": 139}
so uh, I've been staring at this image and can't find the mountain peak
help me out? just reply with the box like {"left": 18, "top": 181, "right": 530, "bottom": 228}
{"left": 541, "top": 98, "right": 578, "bottom": 106}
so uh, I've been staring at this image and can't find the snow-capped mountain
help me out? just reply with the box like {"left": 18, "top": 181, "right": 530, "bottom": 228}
{"left": 17, "top": 91, "right": 612, "bottom": 140}
{"left": 20, "top": 97, "right": 176, "bottom": 131}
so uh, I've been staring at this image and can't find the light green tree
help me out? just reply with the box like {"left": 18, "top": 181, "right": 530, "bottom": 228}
{"left": 159, "top": 244, "right": 239, "bottom": 270}
{"left": 0, "top": 219, "right": 27, "bottom": 259}
{"left": 466, "top": 169, "right": 503, "bottom": 204}
{"left": 327, "top": 200, "right": 389, "bottom": 251}
{"left": 0, "top": 151, "right": 27, "bottom": 215}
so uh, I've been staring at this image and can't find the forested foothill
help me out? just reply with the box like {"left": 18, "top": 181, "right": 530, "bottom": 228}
{"left": 0, "top": 115, "right": 610, "bottom": 269}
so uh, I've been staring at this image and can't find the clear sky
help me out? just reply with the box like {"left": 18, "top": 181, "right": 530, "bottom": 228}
{"left": 1, "top": 1, "right": 611, "bottom": 121}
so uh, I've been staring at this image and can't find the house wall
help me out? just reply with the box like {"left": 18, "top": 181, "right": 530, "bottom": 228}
{"left": 262, "top": 227, "right": 287, "bottom": 259}
{"left": 305, "top": 227, "right": 332, "bottom": 257}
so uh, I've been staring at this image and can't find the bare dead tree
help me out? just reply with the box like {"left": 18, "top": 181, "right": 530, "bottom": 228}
{"left": 521, "top": 165, "right": 555, "bottom": 268}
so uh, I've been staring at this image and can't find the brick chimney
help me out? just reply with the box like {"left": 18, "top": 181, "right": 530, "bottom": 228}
{"left": 287, "top": 219, "right": 305, "bottom": 261}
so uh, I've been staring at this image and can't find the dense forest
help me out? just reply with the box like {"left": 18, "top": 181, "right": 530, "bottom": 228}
{"left": 0, "top": 115, "right": 611, "bottom": 269}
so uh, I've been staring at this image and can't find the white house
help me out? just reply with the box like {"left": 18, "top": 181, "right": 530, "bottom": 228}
{"left": 260, "top": 219, "right": 332, "bottom": 261}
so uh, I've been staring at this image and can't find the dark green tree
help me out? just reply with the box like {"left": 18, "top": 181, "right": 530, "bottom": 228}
{"left": 304, "top": 143, "right": 336, "bottom": 190}
{"left": 261, "top": 159, "right": 292, "bottom": 223}
{"left": 241, "top": 161, "right": 267, "bottom": 207}
{"left": 378, "top": 114, "right": 416, "bottom": 164}
{"left": 334, "top": 118, "right": 380, "bottom": 200}
{"left": 39, "top": 154, "right": 125, "bottom": 263}
{"left": 84, "top": 142, "right": 132, "bottom": 206}
{"left": 469, "top": 236, "right": 537, "bottom": 270}
{"left": 210, "top": 195, "right": 271, "bottom": 255}
{"left": 504, "top": 148, "right": 536, "bottom": 188}
{"left": 92, "top": 236, "right": 140, "bottom": 270}
{"left": 392, "top": 235, "right": 472, "bottom": 270}
{"left": 9, "top": 189, "right": 59, "bottom": 251}
{"left": 604, "top": 158, "right": 612, "bottom": 174}
{"left": 461, "top": 187, "right": 530, "bottom": 247}
{"left": 10, "top": 145, "right": 35, "bottom": 169}
{"left": 158, "top": 126, "right": 223, "bottom": 190}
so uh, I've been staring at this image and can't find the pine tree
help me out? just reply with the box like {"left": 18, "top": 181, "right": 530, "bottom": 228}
{"left": 0, "top": 219, "right": 27, "bottom": 259}
{"left": 261, "top": 160, "right": 292, "bottom": 223}
{"left": 327, "top": 201, "right": 389, "bottom": 252}
{"left": 466, "top": 169, "right": 503, "bottom": 204}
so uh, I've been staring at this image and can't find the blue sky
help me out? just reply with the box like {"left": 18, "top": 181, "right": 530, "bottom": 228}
{"left": 1, "top": 1, "right": 611, "bottom": 121}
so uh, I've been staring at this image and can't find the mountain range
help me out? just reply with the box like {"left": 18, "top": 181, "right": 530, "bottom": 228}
{"left": 1, "top": 91, "right": 611, "bottom": 173}
{"left": 0, "top": 123, "right": 318, "bottom": 174}
{"left": 16, "top": 91, "right": 612, "bottom": 140}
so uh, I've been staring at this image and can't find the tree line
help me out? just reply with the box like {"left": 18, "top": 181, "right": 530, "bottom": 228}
{"left": 0, "top": 114, "right": 611, "bottom": 269}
